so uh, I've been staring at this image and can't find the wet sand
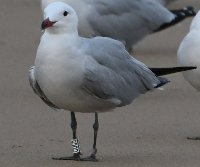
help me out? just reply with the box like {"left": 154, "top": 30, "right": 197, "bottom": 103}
{"left": 0, "top": 0, "right": 200, "bottom": 166}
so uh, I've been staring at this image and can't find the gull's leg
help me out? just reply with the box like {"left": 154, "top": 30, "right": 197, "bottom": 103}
{"left": 70, "top": 111, "right": 82, "bottom": 159}
{"left": 82, "top": 112, "right": 99, "bottom": 161}
{"left": 52, "top": 112, "right": 82, "bottom": 161}
{"left": 91, "top": 112, "right": 99, "bottom": 159}
{"left": 71, "top": 111, "right": 78, "bottom": 139}
{"left": 53, "top": 112, "right": 99, "bottom": 162}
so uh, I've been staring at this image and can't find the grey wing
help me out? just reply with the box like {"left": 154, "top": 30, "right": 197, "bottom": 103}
{"left": 29, "top": 66, "right": 60, "bottom": 110}
{"left": 155, "top": 0, "right": 176, "bottom": 5}
{"left": 82, "top": 37, "right": 161, "bottom": 106}
{"left": 87, "top": 0, "right": 175, "bottom": 47}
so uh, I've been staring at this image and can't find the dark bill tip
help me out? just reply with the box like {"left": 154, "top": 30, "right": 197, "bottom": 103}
{"left": 41, "top": 18, "right": 56, "bottom": 30}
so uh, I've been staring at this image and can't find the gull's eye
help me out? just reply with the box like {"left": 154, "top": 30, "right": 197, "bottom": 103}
{"left": 63, "top": 11, "right": 68, "bottom": 16}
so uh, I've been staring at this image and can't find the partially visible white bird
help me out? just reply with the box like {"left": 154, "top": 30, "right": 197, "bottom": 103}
{"left": 177, "top": 11, "right": 200, "bottom": 91}
{"left": 30, "top": 2, "right": 195, "bottom": 161}
{"left": 41, "top": 0, "right": 196, "bottom": 51}
{"left": 177, "top": 11, "right": 200, "bottom": 141}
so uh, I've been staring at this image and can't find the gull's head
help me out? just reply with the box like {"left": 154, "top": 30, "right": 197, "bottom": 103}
{"left": 190, "top": 10, "right": 200, "bottom": 31}
{"left": 42, "top": 2, "right": 78, "bottom": 34}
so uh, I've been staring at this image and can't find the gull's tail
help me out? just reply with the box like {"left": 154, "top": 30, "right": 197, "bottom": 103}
{"left": 154, "top": 6, "right": 196, "bottom": 32}
{"left": 150, "top": 66, "right": 197, "bottom": 76}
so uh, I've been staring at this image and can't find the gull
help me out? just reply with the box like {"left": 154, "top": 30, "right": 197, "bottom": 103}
{"left": 177, "top": 10, "right": 200, "bottom": 141}
{"left": 29, "top": 2, "right": 196, "bottom": 161}
{"left": 41, "top": 0, "right": 196, "bottom": 51}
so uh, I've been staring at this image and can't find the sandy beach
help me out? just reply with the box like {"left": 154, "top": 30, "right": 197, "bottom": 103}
{"left": 0, "top": 0, "right": 200, "bottom": 166}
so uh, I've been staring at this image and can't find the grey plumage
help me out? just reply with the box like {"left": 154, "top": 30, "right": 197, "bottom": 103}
{"left": 82, "top": 37, "right": 160, "bottom": 106}
{"left": 155, "top": 0, "right": 176, "bottom": 5}
{"left": 83, "top": 0, "right": 175, "bottom": 49}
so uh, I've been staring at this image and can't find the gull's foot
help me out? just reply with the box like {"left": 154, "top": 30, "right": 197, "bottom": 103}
{"left": 80, "top": 148, "right": 98, "bottom": 161}
{"left": 52, "top": 153, "right": 82, "bottom": 161}
{"left": 52, "top": 153, "right": 98, "bottom": 162}
{"left": 82, "top": 155, "right": 98, "bottom": 162}
{"left": 187, "top": 136, "right": 200, "bottom": 140}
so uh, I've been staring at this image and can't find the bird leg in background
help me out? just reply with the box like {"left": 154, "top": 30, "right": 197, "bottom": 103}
{"left": 187, "top": 136, "right": 200, "bottom": 140}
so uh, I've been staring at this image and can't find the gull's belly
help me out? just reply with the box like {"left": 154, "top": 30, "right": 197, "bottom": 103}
{"left": 35, "top": 55, "right": 116, "bottom": 113}
{"left": 35, "top": 51, "right": 89, "bottom": 110}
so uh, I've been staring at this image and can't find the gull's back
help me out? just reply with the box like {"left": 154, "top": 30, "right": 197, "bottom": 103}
{"left": 81, "top": 36, "right": 161, "bottom": 106}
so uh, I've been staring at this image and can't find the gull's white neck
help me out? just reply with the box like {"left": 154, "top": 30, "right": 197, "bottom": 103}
{"left": 45, "top": 28, "right": 79, "bottom": 36}
{"left": 39, "top": 30, "right": 79, "bottom": 57}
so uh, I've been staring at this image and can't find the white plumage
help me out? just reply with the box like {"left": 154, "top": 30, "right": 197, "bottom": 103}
{"left": 177, "top": 11, "right": 200, "bottom": 91}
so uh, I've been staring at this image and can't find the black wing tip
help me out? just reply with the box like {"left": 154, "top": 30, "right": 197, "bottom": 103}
{"left": 175, "top": 66, "right": 197, "bottom": 71}
{"left": 182, "top": 66, "right": 197, "bottom": 70}
{"left": 183, "top": 6, "right": 197, "bottom": 17}
{"left": 172, "top": 6, "right": 196, "bottom": 17}
{"left": 150, "top": 66, "right": 197, "bottom": 76}
{"left": 154, "top": 6, "right": 196, "bottom": 32}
